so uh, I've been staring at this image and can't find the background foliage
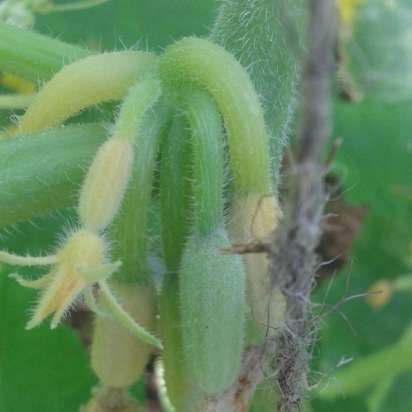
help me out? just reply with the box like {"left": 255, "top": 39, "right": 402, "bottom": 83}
{"left": 1, "top": 1, "right": 412, "bottom": 411}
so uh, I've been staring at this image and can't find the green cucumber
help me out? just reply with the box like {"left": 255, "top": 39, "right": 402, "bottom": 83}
{"left": 179, "top": 90, "right": 245, "bottom": 395}
{"left": 180, "top": 228, "right": 245, "bottom": 395}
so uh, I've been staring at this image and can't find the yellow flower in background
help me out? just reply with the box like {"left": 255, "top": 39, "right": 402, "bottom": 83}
{"left": 366, "top": 272, "right": 412, "bottom": 309}
{"left": 366, "top": 279, "right": 393, "bottom": 309}
{"left": 337, "top": 0, "right": 365, "bottom": 25}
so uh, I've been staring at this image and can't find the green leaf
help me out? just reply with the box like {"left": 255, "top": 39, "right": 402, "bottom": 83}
{"left": 313, "top": 98, "right": 412, "bottom": 411}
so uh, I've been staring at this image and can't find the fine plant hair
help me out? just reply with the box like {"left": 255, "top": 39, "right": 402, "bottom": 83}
{"left": 211, "top": 0, "right": 306, "bottom": 183}
{"left": 270, "top": 1, "right": 337, "bottom": 411}
{"left": 0, "top": 2, "right": 327, "bottom": 412}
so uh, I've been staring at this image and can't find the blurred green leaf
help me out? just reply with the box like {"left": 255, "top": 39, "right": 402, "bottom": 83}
{"left": 313, "top": 97, "right": 412, "bottom": 411}
{"left": 35, "top": 0, "right": 217, "bottom": 51}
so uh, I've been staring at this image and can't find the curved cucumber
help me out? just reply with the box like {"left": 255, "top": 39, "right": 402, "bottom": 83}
{"left": 179, "top": 90, "right": 245, "bottom": 395}
{"left": 159, "top": 37, "right": 271, "bottom": 195}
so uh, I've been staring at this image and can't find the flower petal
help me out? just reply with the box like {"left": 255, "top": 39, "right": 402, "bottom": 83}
{"left": 9, "top": 271, "right": 54, "bottom": 289}
{"left": 0, "top": 251, "right": 57, "bottom": 266}
{"left": 50, "top": 283, "right": 84, "bottom": 329}
{"left": 26, "top": 268, "right": 85, "bottom": 329}
{"left": 77, "top": 260, "right": 121, "bottom": 283}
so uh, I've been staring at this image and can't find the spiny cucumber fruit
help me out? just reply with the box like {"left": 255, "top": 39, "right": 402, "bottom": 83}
{"left": 91, "top": 282, "right": 157, "bottom": 388}
{"left": 159, "top": 112, "right": 205, "bottom": 411}
{"left": 178, "top": 90, "right": 246, "bottom": 396}
{"left": 179, "top": 228, "right": 245, "bottom": 395}
{"left": 160, "top": 89, "right": 247, "bottom": 403}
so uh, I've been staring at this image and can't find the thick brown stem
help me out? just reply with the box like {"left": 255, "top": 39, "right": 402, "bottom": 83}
{"left": 270, "top": 1, "right": 337, "bottom": 411}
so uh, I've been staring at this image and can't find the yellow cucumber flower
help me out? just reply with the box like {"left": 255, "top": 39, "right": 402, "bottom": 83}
{"left": 1, "top": 229, "right": 119, "bottom": 329}
{"left": 0, "top": 226, "right": 162, "bottom": 349}
{"left": 0, "top": 77, "right": 163, "bottom": 349}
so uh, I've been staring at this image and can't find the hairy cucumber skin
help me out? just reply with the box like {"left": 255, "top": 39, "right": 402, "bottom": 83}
{"left": 159, "top": 274, "right": 206, "bottom": 412}
{"left": 158, "top": 112, "right": 206, "bottom": 411}
{"left": 179, "top": 228, "right": 245, "bottom": 395}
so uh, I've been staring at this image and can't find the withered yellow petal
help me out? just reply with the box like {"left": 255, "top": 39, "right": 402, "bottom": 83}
{"left": 26, "top": 267, "right": 85, "bottom": 329}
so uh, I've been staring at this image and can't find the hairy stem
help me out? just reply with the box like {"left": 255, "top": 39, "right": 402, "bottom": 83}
{"left": 0, "top": 123, "right": 106, "bottom": 228}
{"left": 19, "top": 51, "right": 157, "bottom": 133}
{"left": 0, "top": 93, "right": 34, "bottom": 109}
{"left": 99, "top": 281, "right": 162, "bottom": 349}
{"left": 271, "top": 1, "right": 336, "bottom": 410}
{"left": 160, "top": 37, "right": 272, "bottom": 195}
{"left": 110, "top": 104, "right": 167, "bottom": 282}
{"left": 211, "top": 0, "right": 305, "bottom": 182}
{"left": 0, "top": 22, "right": 91, "bottom": 82}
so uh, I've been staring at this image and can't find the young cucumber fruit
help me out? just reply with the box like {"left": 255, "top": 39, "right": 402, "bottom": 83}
{"left": 91, "top": 282, "right": 157, "bottom": 388}
{"left": 179, "top": 228, "right": 245, "bottom": 395}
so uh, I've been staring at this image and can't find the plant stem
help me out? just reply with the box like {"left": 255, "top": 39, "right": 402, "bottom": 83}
{"left": 0, "top": 22, "right": 91, "bottom": 82}
{"left": 160, "top": 37, "right": 272, "bottom": 196}
{"left": 0, "top": 93, "right": 34, "bottom": 109}
{"left": 367, "top": 375, "right": 394, "bottom": 412}
{"left": 0, "top": 252, "right": 57, "bottom": 266}
{"left": 19, "top": 51, "right": 157, "bottom": 133}
{"left": 109, "top": 104, "right": 167, "bottom": 283}
{"left": 211, "top": 0, "right": 305, "bottom": 183}
{"left": 181, "top": 89, "right": 225, "bottom": 236}
{"left": 271, "top": 1, "right": 336, "bottom": 410}
{"left": 0, "top": 123, "right": 106, "bottom": 228}
{"left": 316, "top": 341, "right": 412, "bottom": 399}
{"left": 159, "top": 112, "right": 197, "bottom": 411}
{"left": 159, "top": 111, "right": 191, "bottom": 272}
{"left": 200, "top": 346, "right": 266, "bottom": 412}
{"left": 114, "top": 76, "right": 161, "bottom": 140}
{"left": 393, "top": 274, "right": 412, "bottom": 292}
